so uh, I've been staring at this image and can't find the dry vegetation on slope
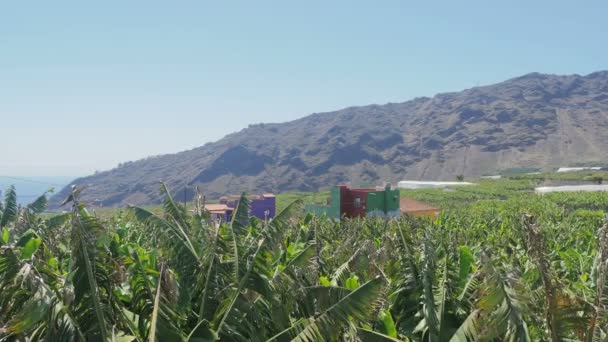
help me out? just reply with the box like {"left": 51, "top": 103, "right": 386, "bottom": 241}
{"left": 50, "top": 71, "right": 608, "bottom": 208}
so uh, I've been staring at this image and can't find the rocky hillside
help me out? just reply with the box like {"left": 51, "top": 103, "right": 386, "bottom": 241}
{"left": 50, "top": 71, "right": 608, "bottom": 207}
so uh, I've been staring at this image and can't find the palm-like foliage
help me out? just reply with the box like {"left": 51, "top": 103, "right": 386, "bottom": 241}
{"left": 2, "top": 184, "right": 608, "bottom": 341}
{"left": 269, "top": 277, "right": 385, "bottom": 341}
{"left": 0, "top": 186, "right": 18, "bottom": 228}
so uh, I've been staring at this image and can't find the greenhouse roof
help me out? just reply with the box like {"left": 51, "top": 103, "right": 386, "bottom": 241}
{"left": 535, "top": 184, "right": 608, "bottom": 193}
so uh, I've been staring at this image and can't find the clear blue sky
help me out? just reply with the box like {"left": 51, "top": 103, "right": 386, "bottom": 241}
{"left": 2, "top": 0, "right": 606, "bottom": 177}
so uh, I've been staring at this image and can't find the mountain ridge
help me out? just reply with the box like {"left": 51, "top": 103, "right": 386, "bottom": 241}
{"left": 49, "top": 71, "right": 608, "bottom": 208}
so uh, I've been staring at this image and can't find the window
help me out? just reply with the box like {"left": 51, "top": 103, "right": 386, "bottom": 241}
{"left": 354, "top": 197, "right": 361, "bottom": 208}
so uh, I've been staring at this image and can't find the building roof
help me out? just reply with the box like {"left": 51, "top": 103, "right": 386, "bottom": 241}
{"left": 204, "top": 203, "right": 232, "bottom": 213}
{"left": 337, "top": 185, "right": 396, "bottom": 192}
{"left": 400, "top": 197, "right": 439, "bottom": 213}
{"left": 348, "top": 188, "right": 379, "bottom": 193}
{"left": 220, "top": 193, "right": 275, "bottom": 200}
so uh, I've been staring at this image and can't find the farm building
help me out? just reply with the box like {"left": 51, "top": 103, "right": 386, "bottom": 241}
{"left": 400, "top": 198, "right": 440, "bottom": 218}
{"left": 204, "top": 193, "right": 276, "bottom": 222}
{"left": 220, "top": 193, "right": 276, "bottom": 219}
{"left": 305, "top": 185, "right": 400, "bottom": 220}
{"left": 203, "top": 203, "right": 233, "bottom": 222}
{"left": 535, "top": 185, "right": 608, "bottom": 194}
{"left": 398, "top": 181, "right": 476, "bottom": 189}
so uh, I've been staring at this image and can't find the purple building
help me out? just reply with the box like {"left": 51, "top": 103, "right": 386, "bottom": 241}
{"left": 204, "top": 193, "right": 276, "bottom": 222}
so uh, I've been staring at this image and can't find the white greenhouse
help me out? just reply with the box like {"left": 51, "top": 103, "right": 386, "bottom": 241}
{"left": 556, "top": 167, "right": 603, "bottom": 173}
{"left": 535, "top": 184, "right": 608, "bottom": 194}
{"left": 398, "top": 181, "right": 476, "bottom": 189}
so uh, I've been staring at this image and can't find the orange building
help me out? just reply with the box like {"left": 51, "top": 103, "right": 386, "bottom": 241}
{"left": 203, "top": 203, "right": 234, "bottom": 222}
{"left": 400, "top": 197, "right": 439, "bottom": 218}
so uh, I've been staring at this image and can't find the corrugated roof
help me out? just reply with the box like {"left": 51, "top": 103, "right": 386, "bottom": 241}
{"left": 400, "top": 197, "right": 439, "bottom": 213}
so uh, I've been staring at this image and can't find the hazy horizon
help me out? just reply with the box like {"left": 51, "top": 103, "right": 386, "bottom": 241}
{"left": 0, "top": 176, "right": 75, "bottom": 204}
{"left": 3, "top": 0, "right": 608, "bottom": 177}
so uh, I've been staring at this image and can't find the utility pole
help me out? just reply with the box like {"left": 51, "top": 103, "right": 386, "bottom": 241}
{"left": 183, "top": 188, "right": 187, "bottom": 210}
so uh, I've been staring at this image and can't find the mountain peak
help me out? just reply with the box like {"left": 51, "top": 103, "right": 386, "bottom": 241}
{"left": 517, "top": 71, "right": 548, "bottom": 79}
{"left": 586, "top": 70, "right": 608, "bottom": 79}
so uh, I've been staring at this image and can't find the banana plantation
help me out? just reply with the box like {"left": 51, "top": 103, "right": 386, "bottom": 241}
{"left": 1, "top": 183, "right": 608, "bottom": 341}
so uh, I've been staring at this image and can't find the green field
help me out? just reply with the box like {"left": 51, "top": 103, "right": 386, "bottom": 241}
{"left": 68, "top": 170, "right": 608, "bottom": 217}
{"left": 1, "top": 172, "right": 608, "bottom": 341}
